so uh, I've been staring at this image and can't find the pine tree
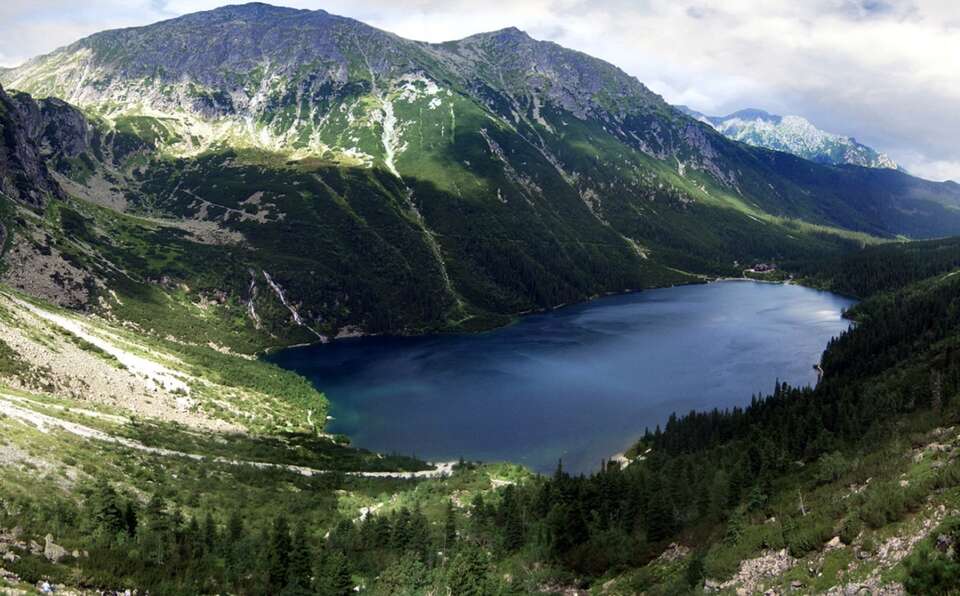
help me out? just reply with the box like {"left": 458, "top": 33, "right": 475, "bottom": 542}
{"left": 408, "top": 505, "right": 430, "bottom": 561}
{"left": 123, "top": 500, "right": 139, "bottom": 538}
{"left": 443, "top": 500, "right": 457, "bottom": 556}
{"left": 447, "top": 544, "right": 492, "bottom": 596}
{"left": 470, "top": 494, "right": 487, "bottom": 533}
{"left": 227, "top": 510, "right": 244, "bottom": 543}
{"left": 224, "top": 511, "right": 246, "bottom": 584}
{"left": 284, "top": 524, "right": 313, "bottom": 595}
{"left": 186, "top": 515, "right": 202, "bottom": 557}
{"left": 501, "top": 486, "right": 524, "bottom": 552}
{"left": 202, "top": 511, "right": 217, "bottom": 552}
{"left": 143, "top": 493, "right": 171, "bottom": 565}
{"left": 375, "top": 552, "right": 428, "bottom": 595}
{"left": 685, "top": 551, "right": 706, "bottom": 588}
{"left": 391, "top": 507, "right": 412, "bottom": 552}
{"left": 724, "top": 508, "right": 745, "bottom": 545}
{"left": 318, "top": 550, "right": 353, "bottom": 596}
{"left": 645, "top": 479, "right": 675, "bottom": 543}
{"left": 268, "top": 514, "right": 292, "bottom": 591}
{"left": 89, "top": 480, "right": 126, "bottom": 542}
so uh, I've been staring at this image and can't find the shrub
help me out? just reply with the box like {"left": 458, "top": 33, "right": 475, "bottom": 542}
{"left": 933, "top": 461, "right": 960, "bottom": 490}
{"left": 784, "top": 514, "right": 833, "bottom": 557}
{"left": 9, "top": 554, "right": 70, "bottom": 584}
{"left": 904, "top": 545, "right": 960, "bottom": 595}
{"left": 839, "top": 515, "right": 862, "bottom": 545}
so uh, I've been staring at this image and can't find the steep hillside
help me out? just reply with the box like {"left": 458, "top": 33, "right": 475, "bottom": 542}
{"left": 680, "top": 106, "right": 901, "bottom": 170}
{"left": 0, "top": 86, "right": 63, "bottom": 209}
{"left": 0, "top": 288, "right": 519, "bottom": 592}
{"left": 1, "top": 4, "right": 960, "bottom": 345}
{"left": 1, "top": 6, "right": 960, "bottom": 593}
{"left": 3, "top": 212, "right": 960, "bottom": 595}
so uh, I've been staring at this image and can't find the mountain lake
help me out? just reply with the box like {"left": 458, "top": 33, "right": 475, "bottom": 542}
{"left": 268, "top": 280, "right": 856, "bottom": 474}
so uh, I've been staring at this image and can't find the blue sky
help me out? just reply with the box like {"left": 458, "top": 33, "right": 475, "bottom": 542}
{"left": 2, "top": 0, "right": 957, "bottom": 181}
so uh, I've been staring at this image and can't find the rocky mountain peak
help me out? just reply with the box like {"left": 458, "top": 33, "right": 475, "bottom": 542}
{"left": 462, "top": 26, "right": 533, "bottom": 43}
{"left": 683, "top": 105, "right": 900, "bottom": 170}
{"left": 721, "top": 108, "right": 781, "bottom": 124}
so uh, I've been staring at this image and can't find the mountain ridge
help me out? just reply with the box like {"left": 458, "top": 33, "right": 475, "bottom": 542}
{"left": 2, "top": 6, "right": 960, "bottom": 595}
{"left": 1, "top": 3, "right": 960, "bottom": 345}
{"left": 679, "top": 104, "right": 901, "bottom": 170}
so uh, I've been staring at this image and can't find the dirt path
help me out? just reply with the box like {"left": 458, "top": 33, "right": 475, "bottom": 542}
{"left": 0, "top": 393, "right": 454, "bottom": 480}
{"left": 13, "top": 296, "right": 191, "bottom": 394}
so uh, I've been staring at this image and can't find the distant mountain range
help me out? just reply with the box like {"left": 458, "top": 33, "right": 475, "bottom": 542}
{"left": 678, "top": 106, "right": 900, "bottom": 170}
{"left": 2, "top": 6, "right": 960, "bottom": 596}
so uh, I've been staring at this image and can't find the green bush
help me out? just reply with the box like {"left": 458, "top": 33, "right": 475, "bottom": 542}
{"left": 859, "top": 480, "right": 927, "bottom": 529}
{"left": 784, "top": 514, "right": 833, "bottom": 558}
{"left": 9, "top": 554, "right": 71, "bottom": 584}
{"left": 904, "top": 545, "right": 960, "bottom": 595}
{"left": 934, "top": 461, "right": 960, "bottom": 490}
{"left": 838, "top": 515, "right": 862, "bottom": 545}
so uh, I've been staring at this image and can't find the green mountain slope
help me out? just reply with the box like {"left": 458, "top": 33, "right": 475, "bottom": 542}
{"left": 3, "top": 4, "right": 959, "bottom": 343}
{"left": 2, "top": 5, "right": 960, "bottom": 335}
{"left": 3, "top": 211, "right": 960, "bottom": 595}
{"left": 2, "top": 5, "right": 960, "bottom": 593}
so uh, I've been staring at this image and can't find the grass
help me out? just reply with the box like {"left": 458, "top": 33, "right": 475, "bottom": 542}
{"left": 691, "top": 413, "right": 960, "bottom": 592}
{"left": 0, "top": 400, "right": 529, "bottom": 584}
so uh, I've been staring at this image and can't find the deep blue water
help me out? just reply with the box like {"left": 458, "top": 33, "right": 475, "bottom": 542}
{"left": 268, "top": 281, "right": 855, "bottom": 474}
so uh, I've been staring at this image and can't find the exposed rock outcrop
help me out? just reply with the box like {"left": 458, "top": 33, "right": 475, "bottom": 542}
{"left": 0, "top": 84, "right": 64, "bottom": 208}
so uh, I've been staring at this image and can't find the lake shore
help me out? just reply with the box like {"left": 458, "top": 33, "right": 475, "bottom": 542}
{"left": 260, "top": 274, "right": 806, "bottom": 355}
{"left": 269, "top": 281, "right": 855, "bottom": 475}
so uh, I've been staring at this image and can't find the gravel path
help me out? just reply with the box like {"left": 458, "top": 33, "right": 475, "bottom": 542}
{"left": 0, "top": 392, "right": 454, "bottom": 480}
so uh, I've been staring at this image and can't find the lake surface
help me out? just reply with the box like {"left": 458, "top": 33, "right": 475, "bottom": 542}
{"left": 268, "top": 281, "right": 855, "bottom": 474}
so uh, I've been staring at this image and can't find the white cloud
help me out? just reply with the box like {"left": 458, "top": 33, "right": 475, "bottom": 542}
{"left": 1, "top": 0, "right": 958, "bottom": 181}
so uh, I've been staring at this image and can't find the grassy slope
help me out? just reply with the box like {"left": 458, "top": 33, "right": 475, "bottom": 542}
{"left": 597, "top": 250, "right": 960, "bottom": 594}
{"left": 0, "top": 387, "right": 527, "bottom": 592}
{"left": 2, "top": 198, "right": 960, "bottom": 594}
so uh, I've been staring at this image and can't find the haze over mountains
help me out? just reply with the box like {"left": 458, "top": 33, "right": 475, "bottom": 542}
{"left": 678, "top": 105, "right": 901, "bottom": 171}
{"left": 1, "top": 2, "right": 960, "bottom": 345}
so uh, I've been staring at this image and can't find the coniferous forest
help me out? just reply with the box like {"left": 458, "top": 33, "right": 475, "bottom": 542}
{"left": 4, "top": 237, "right": 960, "bottom": 594}
{"left": 0, "top": 6, "right": 959, "bottom": 593}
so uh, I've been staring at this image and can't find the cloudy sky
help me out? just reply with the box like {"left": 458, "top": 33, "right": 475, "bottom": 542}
{"left": 1, "top": 0, "right": 957, "bottom": 181}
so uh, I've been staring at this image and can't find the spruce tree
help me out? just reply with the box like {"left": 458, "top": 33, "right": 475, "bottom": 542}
{"left": 318, "top": 550, "right": 353, "bottom": 596}
{"left": 89, "top": 480, "right": 126, "bottom": 541}
{"left": 123, "top": 500, "right": 139, "bottom": 539}
{"left": 447, "top": 544, "right": 492, "bottom": 596}
{"left": 202, "top": 511, "right": 217, "bottom": 552}
{"left": 501, "top": 486, "right": 524, "bottom": 552}
{"left": 268, "top": 514, "right": 292, "bottom": 591}
{"left": 391, "top": 507, "right": 412, "bottom": 552}
{"left": 409, "top": 505, "right": 430, "bottom": 560}
{"left": 285, "top": 524, "right": 312, "bottom": 594}
{"left": 143, "top": 493, "right": 171, "bottom": 565}
{"left": 443, "top": 500, "right": 457, "bottom": 555}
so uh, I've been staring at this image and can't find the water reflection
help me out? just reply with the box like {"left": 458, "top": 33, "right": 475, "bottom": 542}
{"left": 268, "top": 281, "right": 855, "bottom": 474}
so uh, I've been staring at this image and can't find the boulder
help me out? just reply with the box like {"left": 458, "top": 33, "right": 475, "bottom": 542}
{"left": 43, "top": 534, "right": 68, "bottom": 563}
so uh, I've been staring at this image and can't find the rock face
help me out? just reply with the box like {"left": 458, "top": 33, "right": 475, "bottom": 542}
{"left": 3, "top": 4, "right": 663, "bottom": 127}
{"left": 1, "top": 3, "right": 960, "bottom": 339}
{"left": 9, "top": 93, "right": 94, "bottom": 162}
{"left": 0, "top": 84, "right": 64, "bottom": 208}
